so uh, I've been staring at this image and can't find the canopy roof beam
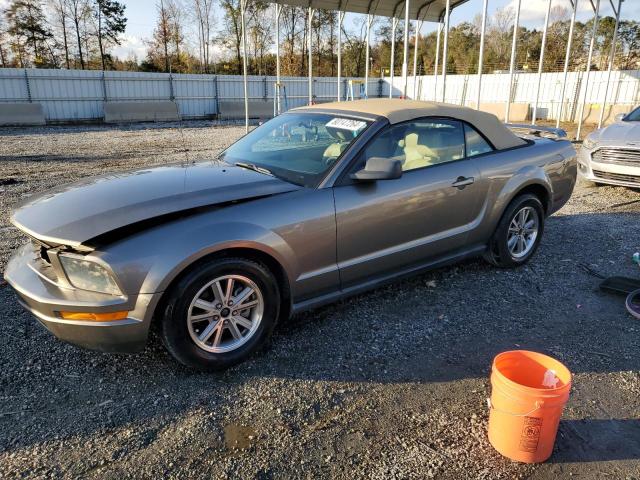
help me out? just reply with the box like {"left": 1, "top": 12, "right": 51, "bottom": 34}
{"left": 598, "top": 0, "right": 622, "bottom": 128}
{"left": 557, "top": 0, "right": 578, "bottom": 129}
{"left": 576, "top": 0, "right": 601, "bottom": 140}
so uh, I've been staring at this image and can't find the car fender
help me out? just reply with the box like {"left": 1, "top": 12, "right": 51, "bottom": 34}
{"left": 100, "top": 218, "right": 299, "bottom": 296}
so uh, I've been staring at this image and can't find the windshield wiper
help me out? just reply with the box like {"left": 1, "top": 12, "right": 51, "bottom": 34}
{"left": 234, "top": 162, "right": 274, "bottom": 177}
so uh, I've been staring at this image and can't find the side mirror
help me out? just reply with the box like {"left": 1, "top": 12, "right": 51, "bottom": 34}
{"left": 350, "top": 157, "right": 403, "bottom": 182}
{"left": 614, "top": 112, "right": 627, "bottom": 122}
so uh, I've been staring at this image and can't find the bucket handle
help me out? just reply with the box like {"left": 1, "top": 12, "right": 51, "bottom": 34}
{"left": 487, "top": 398, "right": 544, "bottom": 417}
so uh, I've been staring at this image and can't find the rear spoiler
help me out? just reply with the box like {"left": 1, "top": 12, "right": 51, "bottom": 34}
{"left": 505, "top": 123, "right": 567, "bottom": 140}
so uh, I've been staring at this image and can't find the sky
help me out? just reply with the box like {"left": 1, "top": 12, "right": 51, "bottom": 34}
{"left": 111, "top": 0, "right": 640, "bottom": 60}
{"left": 1, "top": 0, "right": 637, "bottom": 60}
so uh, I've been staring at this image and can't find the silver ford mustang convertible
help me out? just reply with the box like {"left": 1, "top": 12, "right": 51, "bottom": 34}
{"left": 5, "top": 99, "right": 577, "bottom": 369}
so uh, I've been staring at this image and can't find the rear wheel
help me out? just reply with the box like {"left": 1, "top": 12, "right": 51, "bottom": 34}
{"left": 484, "top": 194, "right": 545, "bottom": 268}
{"left": 160, "top": 257, "right": 280, "bottom": 370}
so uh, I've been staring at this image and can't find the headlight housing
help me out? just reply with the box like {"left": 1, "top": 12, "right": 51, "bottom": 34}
{"left": 583, "top": 135, "right": 599, "bottom": 150}
{"left": 59, "top": 254, "right": 122, "bottom": 295}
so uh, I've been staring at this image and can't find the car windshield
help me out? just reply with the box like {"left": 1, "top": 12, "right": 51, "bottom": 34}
{"left": 219, "top": 113, "right": 371, "bottom": 187}
{"left": 624, "top": 107, "right": 640, "bottom": 122}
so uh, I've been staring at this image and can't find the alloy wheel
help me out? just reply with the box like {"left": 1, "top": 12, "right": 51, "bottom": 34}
{"left": 187, "top": 275, "right": 264, "bottom": 353}
{"left": 507, "top": 206, "right": 539, "bottom": 259}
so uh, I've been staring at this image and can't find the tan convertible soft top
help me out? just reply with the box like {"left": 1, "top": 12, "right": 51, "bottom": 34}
{"left": 295, "top": 99, "right": 526, "bottom": 150}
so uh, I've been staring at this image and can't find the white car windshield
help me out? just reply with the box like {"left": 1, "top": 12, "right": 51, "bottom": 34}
{"left": 220, "top": 113, "right": 371, "bottom": 187}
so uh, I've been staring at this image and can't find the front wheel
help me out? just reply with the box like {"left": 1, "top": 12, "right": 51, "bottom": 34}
{"left": 484, "top": 194, "right": 545, "bottom": 268}
{"left": 160, "top": 257, "right": 280, "bottom": 370}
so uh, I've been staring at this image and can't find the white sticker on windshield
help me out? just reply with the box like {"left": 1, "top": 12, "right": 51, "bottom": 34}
{"left": 326, "top": 118, "right": 367, "bottom": 132}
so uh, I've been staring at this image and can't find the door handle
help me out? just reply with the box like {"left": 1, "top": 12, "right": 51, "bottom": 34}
{"left": 452, "top": 176, "right": 475, "bottom": 189}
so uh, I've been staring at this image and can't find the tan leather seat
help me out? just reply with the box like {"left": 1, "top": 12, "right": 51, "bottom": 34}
{"left": 399, "top": 133, "right": 439, "bottom": 170}
{"left": 323, "top": 142, "right": 349, "bottom": 160}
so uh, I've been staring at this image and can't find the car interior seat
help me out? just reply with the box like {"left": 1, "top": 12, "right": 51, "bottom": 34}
{"left": 399, "top": 133, "right": 439, "bottom": 170}
{"left": 323, "top": 130, "right": 350, "bottom": 163}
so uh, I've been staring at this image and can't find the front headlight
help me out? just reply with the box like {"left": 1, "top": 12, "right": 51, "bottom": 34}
{"left": 583, "top": 135, "right": 598, "bottom": 150}
{"left": 59, "top": 254, "right": 122, "bottom": 295}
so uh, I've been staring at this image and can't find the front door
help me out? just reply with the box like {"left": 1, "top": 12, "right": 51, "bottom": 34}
{"left": 333, "top": 118, "right": 484, "bottom": 289}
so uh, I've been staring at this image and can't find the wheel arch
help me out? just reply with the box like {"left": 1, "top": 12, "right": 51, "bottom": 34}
{"left": 151, "top": 246, "right": 292, "bottom": 328}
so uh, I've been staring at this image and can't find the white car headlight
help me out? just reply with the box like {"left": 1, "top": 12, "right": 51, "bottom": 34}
{"left": 59, "top": 254, "right": 121, "bottom": 295}
{"left": 583, "top": 136, "right": 599, "bottom": 150}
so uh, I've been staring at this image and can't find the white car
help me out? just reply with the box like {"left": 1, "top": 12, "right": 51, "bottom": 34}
{"left": 578, "top": 106, "right": 640, "bottom": 188}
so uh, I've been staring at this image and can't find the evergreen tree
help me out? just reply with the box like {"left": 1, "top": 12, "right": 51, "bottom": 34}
{"left": 6, "top": 0, "right": 53, "bottom": 66}
{"left": 94, "top": 0, "right": 126, "bottom": 70}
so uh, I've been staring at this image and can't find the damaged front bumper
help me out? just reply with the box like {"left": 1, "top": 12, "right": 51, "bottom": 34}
{"left": 4, "top": 242, "right": 161, "bottom": 353}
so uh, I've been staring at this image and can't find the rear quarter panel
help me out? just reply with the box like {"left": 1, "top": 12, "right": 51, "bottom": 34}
{"left": 468, "top": 138, "right": 576, "bottom": 244}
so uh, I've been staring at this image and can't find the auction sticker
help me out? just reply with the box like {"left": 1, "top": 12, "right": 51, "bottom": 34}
{"left": 326, "top": 118, "right": 367, "bottom": 131}
{"left": 519, "top": 416, "right": 542, "bottom": 452}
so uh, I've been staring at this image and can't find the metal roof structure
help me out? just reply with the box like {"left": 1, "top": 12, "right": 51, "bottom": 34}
{"left": 268, "top": 0, "right": 470, "bottom": 22}
{"left": 236, "top": 0, "right": 624, "bottom": 141}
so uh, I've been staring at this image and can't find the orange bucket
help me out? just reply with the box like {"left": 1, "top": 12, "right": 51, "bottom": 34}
{"left": 487, "top": 350, "right": 572, "bottom": 463}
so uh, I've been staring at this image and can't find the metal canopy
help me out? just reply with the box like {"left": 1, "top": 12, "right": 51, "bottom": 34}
{"left": 268, "top": 0, "right": 469, "bottom": 22}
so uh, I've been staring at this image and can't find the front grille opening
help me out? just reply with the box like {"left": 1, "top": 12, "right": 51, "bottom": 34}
{"left": 592, "top": 169, "right": 640, "bottom": 184}
{"left": 592, "top": 148, "right": 640, "bottom": 167}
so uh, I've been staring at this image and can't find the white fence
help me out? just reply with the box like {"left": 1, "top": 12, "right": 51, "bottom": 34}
{"left": 388, "top": 70, "right": 640, "bottom": 122}
{"left": 1, "top": 67, "right": 639, "bottom": 124}
{"left": 0, "top": 68, "right": 380, "bottom": 122}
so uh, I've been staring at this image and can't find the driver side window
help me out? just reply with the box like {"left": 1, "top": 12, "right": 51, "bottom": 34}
{"left": 354, "top": 118, "right": 466, "bottom": 173}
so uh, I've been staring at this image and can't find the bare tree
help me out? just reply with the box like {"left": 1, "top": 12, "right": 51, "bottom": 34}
{"left": 49, "top": 0, "right": 71, "bottom": 68}
{"left": 193, "top": 0, "right": 214, "bottom": 72}
{"left": 66, "top": 0, "right": 90, "bottom": 68}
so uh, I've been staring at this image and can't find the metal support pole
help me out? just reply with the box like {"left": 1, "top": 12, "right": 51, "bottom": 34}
{"left": 576, "top": 0, "right": 601, "bottom": 140}
{"left": 308, "top": 7, "right": 314, "bottom": 105}
{"left": 598, "top": 0, "right": 622, "bottom": 128}
{"left": 557, "top": 0, "right": 578, "bottom": 128}
{"left": 505, "top": 0, "right": 521, "bottom": 123}
{"left": 441, "top": 0, "right": 450, "bottom": 102}
{"left": 213, "top": 75, "right": 219, "bottom": 116}
{"left": 476, "top": 0, "right": 488, "bottom": 110}
{"left": 401, "top": 0, "right": 411, "bottom": 98}
{"left": 531, "top": 0, "right": 552, "bottom": 125}
{"left": 412, "top": 19, "right": 423, "bottom": 99}
{"left": 23, "top": 68, "right": 32, "bottom": 103}
{"left": 275, "top": 3, "right": 281, "bottom": 114}
{"left": 365, "top": 14, "right": 373, "bottom": 98}
{"left": 101, "top": 70, "right": 108, "bottom": 102}
{"left": 337, "top": 11, "right": 345, "bottom": 101}
{"left": 240, "top": 0, "right": 249, "bottom": 132}
{"left": 434, "top": 22, "right": 441, "bottom": 101}
{"left": 390, "top": 16, "right": 398, "bottom": 98}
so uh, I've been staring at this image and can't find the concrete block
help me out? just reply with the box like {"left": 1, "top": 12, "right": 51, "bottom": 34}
{"left": 104, "top": 101, "right": 180, "bottom": 123}
{"left": 581, "top": 103, "right": 633, "bottom": 126}
{"left": 218, "top": 100, "right": 274, "bottom": 120}
{"left": 477, "top": 102, "right": 530, "bottom": 122}
{"left": 0, "top": 103, "right": 45, "bottom": 126}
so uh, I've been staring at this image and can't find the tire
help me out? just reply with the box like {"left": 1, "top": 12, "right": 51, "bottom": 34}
{"left": 160, "top": 257, "right": 280, "bottom": 370}
{"left": 484, "top": 194, "right": 545, "bottom": 268}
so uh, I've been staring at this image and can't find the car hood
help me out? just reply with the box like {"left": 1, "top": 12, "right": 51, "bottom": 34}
{"left": 11, "top": 161, "right": 302, "bottom": 248}
{"left": 591, "top": 121, "right": 640, "bottom": 145}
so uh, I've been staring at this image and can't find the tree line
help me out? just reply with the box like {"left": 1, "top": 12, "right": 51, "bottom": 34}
{"left": 1, "top": 0, "right": 638, "bottom": 76}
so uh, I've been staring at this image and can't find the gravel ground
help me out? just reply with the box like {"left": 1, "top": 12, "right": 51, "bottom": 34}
{"left": 1, "top": 122, "right": 639, "bottom": 479}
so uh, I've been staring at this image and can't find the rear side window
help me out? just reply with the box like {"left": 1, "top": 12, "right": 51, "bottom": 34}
{"left": 464, "top": 123, "right": 494, "bottom": 157}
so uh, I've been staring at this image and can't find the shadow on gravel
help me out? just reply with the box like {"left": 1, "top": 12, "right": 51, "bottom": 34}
{"left": 552, "top": 419, "right": 640, "bottom": 463}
